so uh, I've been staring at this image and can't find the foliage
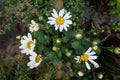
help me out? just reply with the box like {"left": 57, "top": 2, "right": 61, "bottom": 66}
{"left": 0, "top": 0, "right": 120, "bottom": 80}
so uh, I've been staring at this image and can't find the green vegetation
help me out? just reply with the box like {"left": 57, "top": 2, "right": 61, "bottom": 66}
{"left": 0, "top": 0, "right": 120, "bottom": 80}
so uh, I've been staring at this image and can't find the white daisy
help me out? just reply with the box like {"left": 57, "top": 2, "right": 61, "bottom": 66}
{"left": 19, "top": 33, "right": 36, "bottom": 55}
{"left": 74, "top": 47, "right": 99, "bottom": 70}
{"left": 47, "top": 9, "right": 72, "bottom": 32}
{"left": 27, "top": 52, "right": 42, "bottom": 69}
{"left": 29, "top": 20, "right": 39, "bottom": 32}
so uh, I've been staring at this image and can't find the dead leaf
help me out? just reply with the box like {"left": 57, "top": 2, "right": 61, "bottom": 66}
{"left": 55, "top": 0, "right": 63, "bottom": 10}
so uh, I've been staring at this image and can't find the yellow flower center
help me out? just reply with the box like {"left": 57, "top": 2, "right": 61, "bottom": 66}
{"left": 56, "top": 17, "right": 64, "bottom": 25}
{"left": 80, "top": 54, "right": 89, "bottom": 62}
{"left": 27, "top": 41, "right": 34, "bottom": 49}
{"left": 35, "top": 55, "right": 41, "bottom": 63}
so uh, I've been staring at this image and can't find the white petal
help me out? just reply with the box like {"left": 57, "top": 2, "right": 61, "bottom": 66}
{"left": 27, "top": 61, "right": 35, "bottom": 69}
{"left": 48, "top": 17, "right": 56, "bottom": 21}
{"left": 89, "top": 56, "right": 98, "bottom": 60}
{"left": 64, "top": 24, "right": 69, "bottom": 27}
{"left": 55, "top": 24, "right": 59, "bottom": 30}
{"left": 34, "top": 63, "right": 39, "bottom": 68}
{"left": 89, "top": 60, "right": 99, "bottom": 68}
{"left": 94, "top": 63, "right": 99, "bottom": 68}
{"left": 64, "top": 12, "right": 72, "bottom": 19}
{"left": 65, "top": 20, "right": 72, "bottom": 24}
{"left": 31, "top": 20, "right": 35, "bottom": 24}
{"left": 22, "top": 36, "right": 28, "bottom": 40}
{"left": 29, "top": 55, "right": 34, "bottom": 61}
{"left": 34, "top": 61, "right": 41, "bottom": 68}
{"left": 88, "top": 52, "right": 96, "bottom": 56}
{"left": 21, "top": 50, "right": 29, "bottom": 55}
{"left": 85, "top": 62, "right": 91, "bottom": 70}
{"left": 19, "top": 45, "right": 26, "bottom": 49}
{"left": 59, "top": 25, "right": 64, "bottom": 32}
{"left": 28, "top": 33, "right": 32, "bottom": 40}
{"left": 20, "top": 39, "right": 25, "bottom": 44}
{"left": 52, "top": 9, "right": 58, "bottom": 18}
{"left": 34, "top": 40, "right": 36, "bottom": 44}
{"left": 29, "top": 52, "right": 37, "bottom": 61}
{"left": 47, "top": 21, "right": 56, "bottom": 25}
{"left": 63, "top": 24, "right": 68, "bottom": 31}
{"left": 59, "top": 9, "right": 64, "bottom": 17}
{"left": 30, "top": 52, "right": 37, "bottom": 56}
{"left": 85, "top": 47, "right": 92, "bottom": 54}
{"left": 74, "top": 56, "right": 80, "bottom": 61}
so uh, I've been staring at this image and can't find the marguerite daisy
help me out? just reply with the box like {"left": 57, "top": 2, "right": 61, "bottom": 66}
{"left": 19, "top": 33, "right": 36, "bottom": 55}
{"left": 47, "top": 9, "right": 72, "bottom": 32}
{"left": 29, "top": 20, "right": 39, "bottom": 32}
{"left": 27, "top": 52, "right": 42, "bottom": 69}
{"left": 74, "top": 47, "right": 99, "bottom": 70}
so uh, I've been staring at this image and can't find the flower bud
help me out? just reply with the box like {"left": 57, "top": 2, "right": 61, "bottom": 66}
{"left": 93, "top": 32, "right": 97, "bottom": 36}
{"left": 16, "top": 35, "right": 21, "bottom": 39}
{"left": 98, "top": 73, "right": 103, "bottom": 79}
{"left": 66, "top": 52, "right": 71, "bottom": 57}
{"left": 46, "top": 11, "right": 50, "bottom": 16}
{"left": 114, "top": 47, "right": 120, "bottom": 54}
{"left": 72, "top": 22, "right": 77, "bottom": 26}
{"left": 75, "top": 33, "right": 82, "bottom": 39}
{"left": 92, "top": 46, "right": 98, "bottom": 50}
{"left": 52, "top": 46, "right": 58, "bottom": 51}
{"left": 92, "top": 41, "right": 98, "bottom": 46}
{"left": 56, "top": 39, "right": 61, "bottom": 44}
{"left": 39, "top": 16, "right": 43, "bottom": 20}
{"left": 78, "top": 71, "right": 84, "bottom": 77}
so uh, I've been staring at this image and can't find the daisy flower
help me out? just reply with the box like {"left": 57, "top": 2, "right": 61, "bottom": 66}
{"left": 29, "top": 20, "right": 39, "bottom": 32}
{"left": 27, "top": 52, "right": 42, "bottom": 69}
{"left": 47, "top": 9, "right": 72, "bottom": 32}
{"left": 19, "top": 33, "right": 36, "bottom": 55}
{"left": 74, "top": 47, "right": 99, "bottom": 70}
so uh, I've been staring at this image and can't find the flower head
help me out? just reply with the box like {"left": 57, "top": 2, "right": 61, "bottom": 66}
{"left": 19, "top": 33, "right": 36, "bottom": 55}
{"left": 27, "top": 52, "right": 42, "bottom": 69}
{"left": 47, "top": 9, "right": 72, "bottom": 32}
{"left": 74, "top": 47, "right": 99, "bottom": 70}
{"left": 29, "top": 20, "right": 39, "bottom": 32}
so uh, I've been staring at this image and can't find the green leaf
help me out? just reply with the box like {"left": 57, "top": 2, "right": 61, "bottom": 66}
{"left": 71, "top": 40, "right": 81, "bottom": 50}
{"left": 45, "top": 52, "right": 59, "bottom": 66}
{"left": 108, "top": 1, "right": 116, "bottom": 6}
